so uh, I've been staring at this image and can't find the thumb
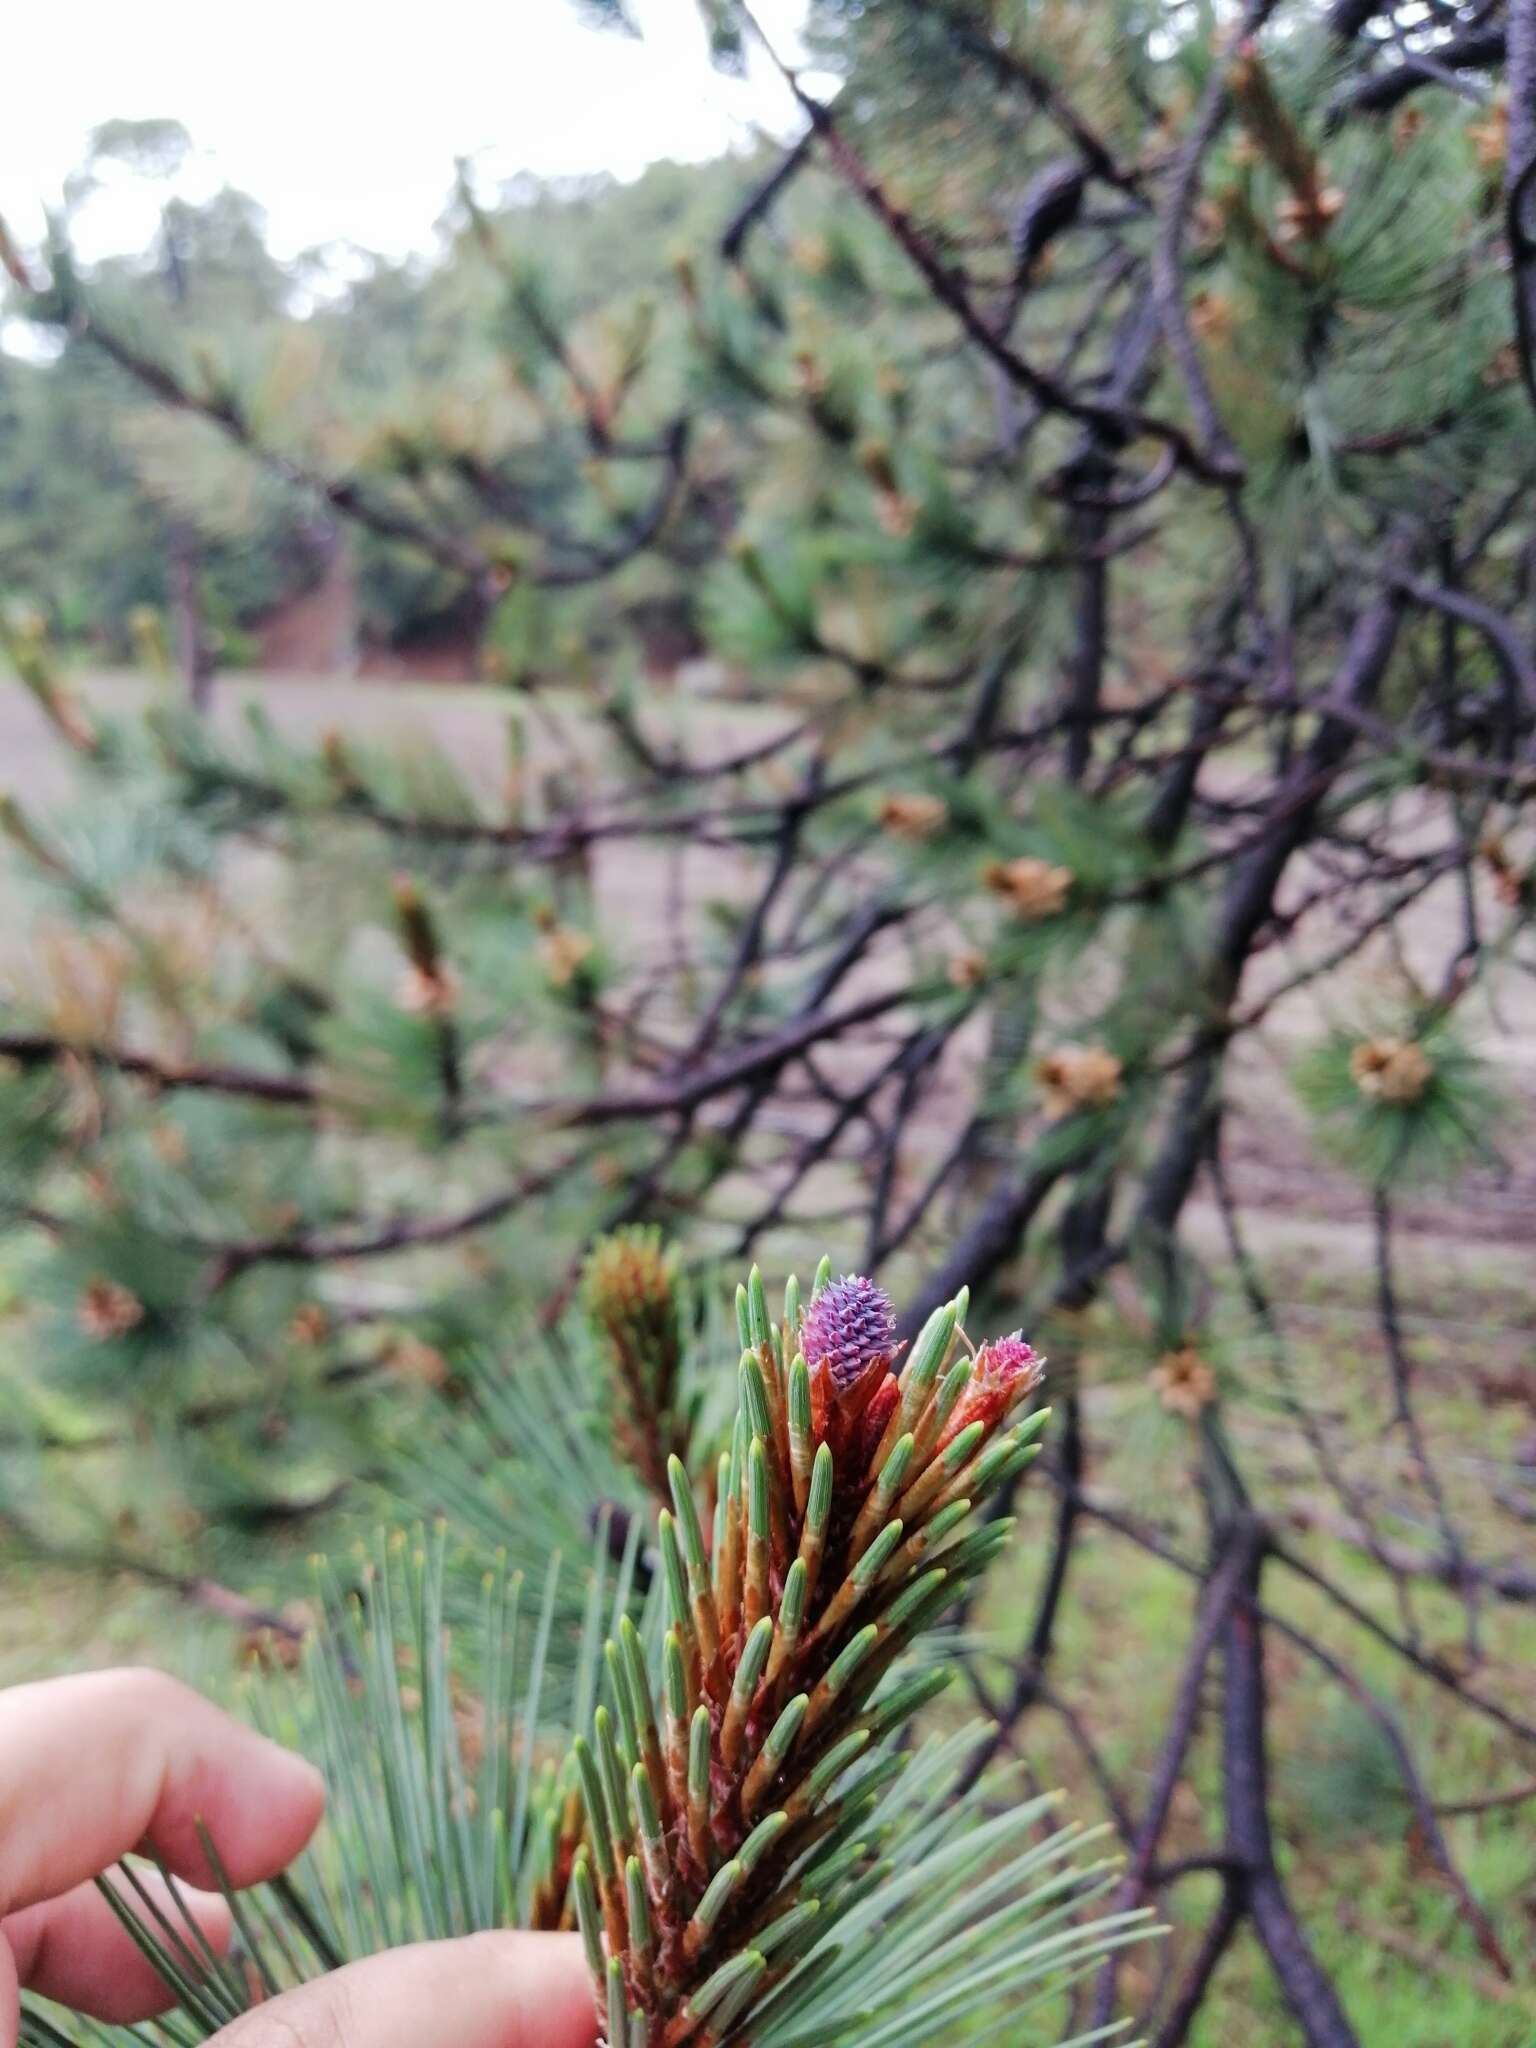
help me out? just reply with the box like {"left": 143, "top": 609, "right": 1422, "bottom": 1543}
{"left": 210, "top": 1931, "right": 596, "bottom": 2048}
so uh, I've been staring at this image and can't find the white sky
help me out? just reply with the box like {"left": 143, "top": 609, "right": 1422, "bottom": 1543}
{"left": 1, "top": 0, "right": 811, "bottom": 270}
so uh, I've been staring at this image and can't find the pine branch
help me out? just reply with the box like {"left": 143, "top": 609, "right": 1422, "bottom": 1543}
{"left": 562, "top": 1263, "right": 1125, "bottom": 2044}
{"left": 0, "top": 1030, "right": 319, "bottom": 1104}
{"left": 920, "top": 0, "right": 1144, "bottom": 196}
{"left": 1506, "top": 0, "right": 1536, "bottom": 416}
{"left": 721, "top": 129, "right": 818, "bottom": 262}
{"left": 1335, "top": 26, "right": 1506, "bottom": 116}
{"left": 584, "top": 1228, "right": 695, "bottom": 1503}
{"left": 735, "top": 5, "right": 1235, "bottom": 483}
{"left": 202, "top": 1147, "right": 597, "bottom": 1282}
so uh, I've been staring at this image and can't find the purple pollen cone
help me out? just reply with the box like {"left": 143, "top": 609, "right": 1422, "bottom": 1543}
{"left": 801, "top": 1273, "right": 898, "bottom": 1391}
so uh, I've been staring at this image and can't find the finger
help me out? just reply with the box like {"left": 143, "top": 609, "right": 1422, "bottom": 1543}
{"left": 0, "top": 1668, "right": 324, "bottom": 1916}
{"left": 210, "top": 1932, "right": 596, "bottom": 2048}
{"left": 4, "top": 1870, "right": 233, "bottom": 2021}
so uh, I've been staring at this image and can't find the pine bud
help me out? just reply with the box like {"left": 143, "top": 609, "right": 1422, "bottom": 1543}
{"left": 583, "top": 1228, "right": 687, "bottom": 1497}
{"left": 77, "top": 1278, "right": 145, "bottom": 1340}
{"left": 1228, "top": 39, "right": 1341, "bottom": 243}
{"left": 1468, "top": 96, "right": 1509, "bottom": 172}
{"left": 879, "top": 792, "right": 949, "bottom": 840}
{"left": 537, "top": 923, "right": 596, "bottom": 989}
{"left": 1349, "top": 1037, "right": 1434, "bottom": 1105}
{"left": 1150, "top": 1344, "right": 1217, "bottom": 1418}
{"left": 936, "top": 1335, "right": 1044, "bottom": 1450}
{"left": 981, "top": 856, "right": 1073, "bottom": 920}
{"left": 1034, "top": 1046, "right": 1124, "bottom": 1116}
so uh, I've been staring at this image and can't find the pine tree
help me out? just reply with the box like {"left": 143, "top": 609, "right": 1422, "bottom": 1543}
{"left": 4, "top": 4, "right": 1534, "bottom": 2042}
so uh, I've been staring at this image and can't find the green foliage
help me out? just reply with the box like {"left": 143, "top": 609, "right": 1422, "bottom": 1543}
{"left": 19, "top": 1263, "right": 1151, "bottom": 2048}
{"left": 1279, "top": 1697, "right": 1407, "bottom": 1845}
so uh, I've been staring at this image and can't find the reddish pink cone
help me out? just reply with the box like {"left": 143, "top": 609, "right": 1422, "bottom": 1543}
{"left": 939, "top": 1333, "right": 1042, "bottom": 1449}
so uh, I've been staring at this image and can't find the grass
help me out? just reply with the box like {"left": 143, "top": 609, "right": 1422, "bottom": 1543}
{"left": 0, "top": 1567, "right": 212, "bottom": 1690}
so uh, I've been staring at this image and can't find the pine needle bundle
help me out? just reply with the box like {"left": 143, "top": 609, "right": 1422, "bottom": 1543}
{"left": 561, "top": 1260, "right": 1124, "bottom": 2046}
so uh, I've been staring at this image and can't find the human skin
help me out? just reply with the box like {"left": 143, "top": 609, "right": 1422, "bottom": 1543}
{"left": 0, "top": 1667, "right": 596, "bottom": 2048}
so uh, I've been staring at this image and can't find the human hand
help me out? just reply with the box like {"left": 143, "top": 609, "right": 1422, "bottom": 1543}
{"left": 0, "top": 1667, "right": 596, "bottom": 2048}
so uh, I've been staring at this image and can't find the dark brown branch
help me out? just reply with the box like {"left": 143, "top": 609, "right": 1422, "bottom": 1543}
{"left": 1290, "top": 1503, "right": 1536, "bottom": 1605}
{"left": 953, "top": 1389, "right": 1084, "bottom": 1799}
{"left": 1335, "top": 1902, "right": 1518, "bottom": 2010}
{"left": 203, "top": 1146, "right": 596, "bottom": 1284}
{"left": 1506, "top": 2, "right": 1536, "bottom": 418}
{"left": 0, "top": 1030, "right": 318, "bottom": 1104}
{"left": 0, "top": 1504, "right": 308, "bottom": 1646}
{"left": 1261, "top": 1561, "right": 1514, "bottom": 1978}
{"left": 1134, "top": 573, "right": 1410, "bottom": 1237}
{"left": 73, "top": 306, "right": 495, "bottom": 584}
{"left": 1221, "top": 1532, "right": 1361, "bottom": 2048}
{"left": 922, "top": 0, "right": 1144, "bottom": 195}
{"left": 1327, "top": 0, "right": 1385, "bottom": 36}
{"left": 1150, "top": 1878, "right": 1246, "bottom": 2048}
{"left": 896, "top": 1154, "right": 1069, "bottom": 1340}
{"left": 558, "top": 985, "right": 912, "bottom": 1127}
{"left": 1057, "top": 1479, "right": 1536, "bottom": 1748}
{"left": 534, "top": 420, "right": 692, "bottom": 587}
{"left": 721, "top": 127, "right": 818, "bottom": 261}
{"left": 1372, "top": 1186, "right": 1479, "bottom": 1653}
{"left": 1088, "top": 1519, "right": 1263, "bottom": 2028}
{"left": 1384, "top": 565, "right": 1536, "bottom": 713}
{"left": 1434, "top": 1776, "right": 1536, "bottom": 1817}
{"left": 1336, "top": 27, "right": 1506, "bottom": 116}
{"left": 1149, "top": 4, "right": 1277, "bottom": 480}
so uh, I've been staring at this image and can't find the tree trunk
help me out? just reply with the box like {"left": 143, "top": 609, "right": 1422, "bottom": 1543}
{"left": 168, "top": 524, "right": 216, "bottom": 712}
